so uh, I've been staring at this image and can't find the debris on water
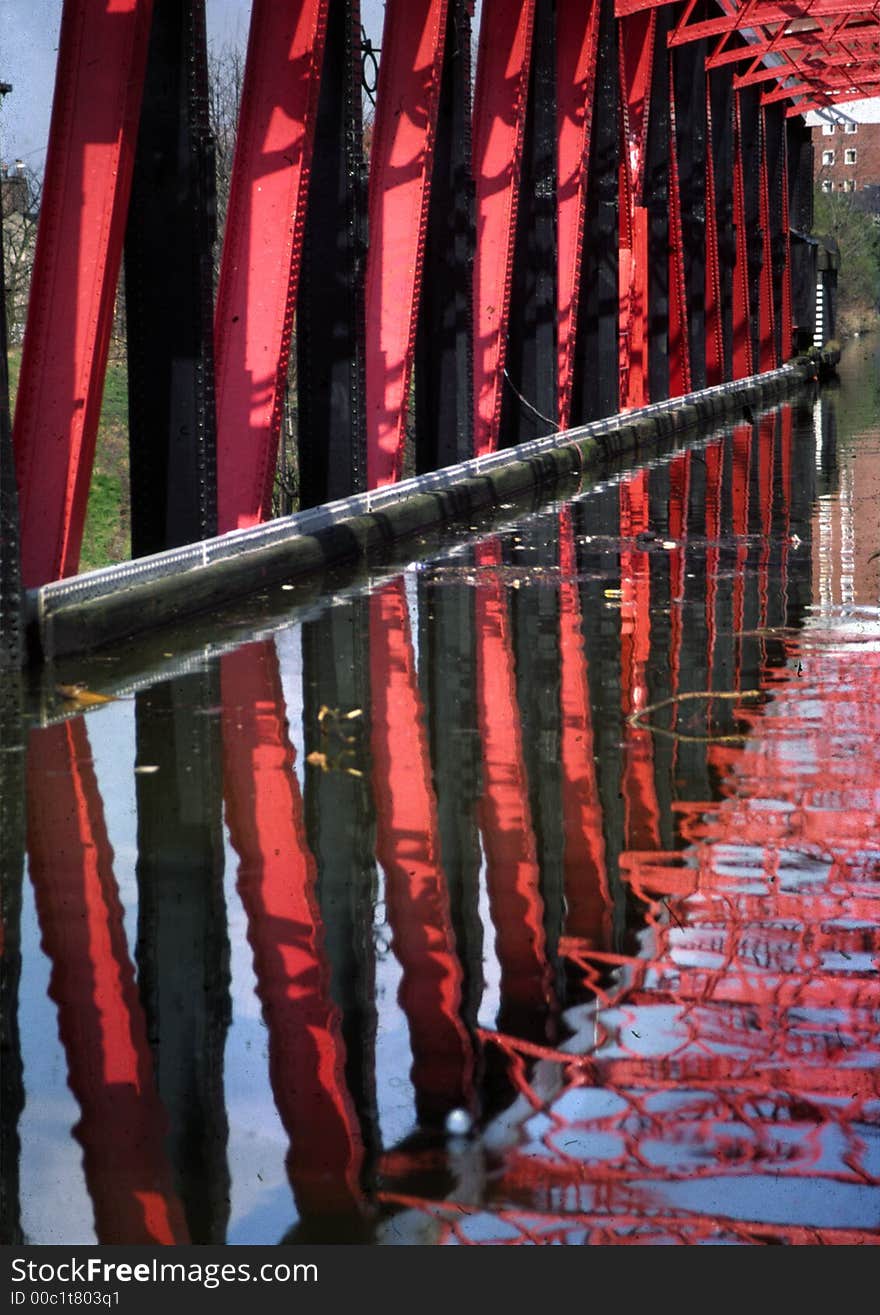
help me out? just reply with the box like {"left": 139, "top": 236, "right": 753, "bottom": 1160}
{"left": 134, "top": 765, "right": 160, "bottom": 775}
{"left": 445, "top": 1108, "right": 473, "bottom": 1137}
{"left": 55, "top": 684, "right": 117, "bottom": 707}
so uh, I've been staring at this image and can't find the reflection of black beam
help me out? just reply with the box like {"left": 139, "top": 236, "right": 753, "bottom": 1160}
{"left": 0, "top": 679, "right": 24, "bottom": 1243}
{"left": 500, "top": 0, "right": 557, "bottom": 446}
{"left": 571, "top": 0, "right": 618, "bottom": 423}
{"left": 417, "top": 575, "right": 483, "bottom": 1035}
{"left": 302, "top": 602, "right": 380, "bottom": 1176}
{"left": 125, "top": 0, "right": 217, "bottom": 556}
{"left": 646, "top": 466, "right": 676, "bottom": 850}
{"left": 298, "top": 0, "right": 367, "bottom": 505}
{"left": 675, "top": 451, "right": 713, "bottom": 803}
{"left": 507, "top": 520, "right": 566, "bottom": 1003}
{"left": 416, "top": 0, "right": 474, "bottom": 471}
{"left": 573, "top": 488, "right": 627, "bottom": 946}
{"left": 134, "top": 671, "right": 230, "bottom": 1243}
{"left": 786, "top": 404, "right": 816, "bottom": 628}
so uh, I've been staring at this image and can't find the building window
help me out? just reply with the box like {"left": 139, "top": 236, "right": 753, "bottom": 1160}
{"left": 845, "top": 121, "right": 858, "bottom": 133}
{"left": 844, "top": 148, "right": 857, "bottom": 164}
{"left": 843, "top": 179, "right": 856, "bottom": 192}
{"left": 822, "top": 149, "right": 835, "bottom": 165}
{"left": 822, "top": 123, "right": 835, "bottom": 135}
{"left": 821, "top": 179, "right": 833, "bottom": 192}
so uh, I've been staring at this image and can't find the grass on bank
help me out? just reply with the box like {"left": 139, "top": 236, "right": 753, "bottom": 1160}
{"left": 7, "top": 345, "right": 131, "bottom": 574}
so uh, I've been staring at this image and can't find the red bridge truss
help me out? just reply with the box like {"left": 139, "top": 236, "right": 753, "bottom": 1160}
{"left": 0, "top": 0, "right": 860, "bottom": 614}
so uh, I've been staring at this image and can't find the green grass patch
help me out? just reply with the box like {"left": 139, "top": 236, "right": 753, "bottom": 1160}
{"left": 7, "top": 343, "right": 131, "bottom": 572}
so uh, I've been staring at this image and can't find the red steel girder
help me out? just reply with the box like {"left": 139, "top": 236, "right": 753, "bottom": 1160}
{"left": 365, "top": 0, "right": 449, "bottom": 486}
{"left": 368, "top": 579, "right": 475, "bottom": 1122}
{"left": 26, "top": 718, "right": 187, "bottom": 1244}
{"left": 557, "top": 0, "right": 602, "bottom": 429}
{"left": 705, "top": 84, "right": 725, "bottom": 387}
{"left": 473, "top": 0, "right": 536, "bottom": 456}
{"left": 667, "top": 67, "right": 691, "bottom": 396}
{"left": 214, "top": 1, "right": 329, "bottom": 533}
{"left": 12, "top": 0, "right": 154, "bottom": 587}
{"left": 220, "top": 641, "right": 365, "bottom": 1221}
{"left": 758, "top": 117, "right": 777, "bottom": 372}
{"left": 618, "top": 12, "right": 656, "bottom": 409}
{"left": 732, "top": 97, "right": 753, "bottom": 380}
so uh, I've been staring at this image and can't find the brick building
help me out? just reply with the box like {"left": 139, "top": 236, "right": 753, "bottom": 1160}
{"left": 809, "top": 102, "right": 880, "bottom": 206}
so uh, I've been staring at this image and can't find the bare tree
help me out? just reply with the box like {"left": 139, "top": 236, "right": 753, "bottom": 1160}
{"left": 2, "top": 164, "right": 40, "bottom": 345}
{"left": 207, "top": 40, "right": 246, "bottom": 285}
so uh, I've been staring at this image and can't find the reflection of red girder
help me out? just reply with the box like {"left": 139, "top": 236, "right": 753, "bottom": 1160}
{"left": 26, "top": 719, "right": 187, "bottom": 1245}
{"left": 220, "top": 641, "right": 364, "bottom": 1221}
{"left": 369, "top": 580, "right": 475, "bottom": 1122}
{"left": 558, "top": 508, "right": 612, "bottom": 948}
{"left": 474, "top": 540, "right": 555, "bottom": 1031}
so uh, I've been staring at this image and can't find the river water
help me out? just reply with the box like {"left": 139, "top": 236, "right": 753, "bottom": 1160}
{"left": 2, "top": 339, "right": 879, "bottom": 1245}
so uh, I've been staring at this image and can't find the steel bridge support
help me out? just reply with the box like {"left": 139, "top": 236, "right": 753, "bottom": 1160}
{"left": 499, "top": 0, "right": 558, "bottom": 446}
{"left": 365, "top": 0, "right": 449, "bottom": 484}
{"left": 415, "top": 0, "right": 475, "bottom": 472}
{"left": 125, "top": 0, "right": 217, "bottom": 557}
{"left": 298, "top": 0, "right": 368, "bottom": 506}
{"left": 786, "top": 115, "right": 815, "bottom": 354}
{"left": 556, "top": 0, "right": 601, "bottom": 429}
{"left": 707, "top": 63, "right": 735, "bottom": 384}
{"left": 473, "top": 0, "right": 536, "bottom": 454}
{"left": 671, "top": 17, "right": 707, "bottom": 393}
{"left": 12, "top": 0, "right": 153, "bottom": 588}
{"left": 570, "top": 0, "right": 618, "bottom": 424}
{"left": 214, "top": 0, "right": 330, "bottom": 532}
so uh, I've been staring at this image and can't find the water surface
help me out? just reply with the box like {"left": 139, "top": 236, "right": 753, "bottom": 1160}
{"left": 3, "top": 344, "right": 880, "bottom": 1245}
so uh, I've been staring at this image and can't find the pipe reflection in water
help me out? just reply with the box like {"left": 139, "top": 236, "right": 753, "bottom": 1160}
{"left": 11, "top": 385, "right": 880, "bottom": 1243}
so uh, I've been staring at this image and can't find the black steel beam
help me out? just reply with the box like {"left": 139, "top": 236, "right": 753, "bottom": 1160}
{"left": 571, "top": 0, "right": 619, "bottom": 423}
{"left": 297, "top": 0, "right": 368, "bottom": 505}
{"left": 125, "top": 0, "right": 218, "bottom": 557}
{"left": 415, "top": 0, "right": 474, "bottom": 472}
{"left": 499, "top": 0, "right": 558, "bottom": 446}
{"left": 645, "top": 6, "right": 672, "bottom": 402}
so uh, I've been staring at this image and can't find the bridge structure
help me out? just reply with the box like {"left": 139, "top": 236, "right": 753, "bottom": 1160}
{"left": 0, "top": 0, "right": 875, "bottom": 668}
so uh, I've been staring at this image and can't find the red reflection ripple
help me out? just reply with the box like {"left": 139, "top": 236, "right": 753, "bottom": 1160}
{"left": 381, "top": 622, "right": 880, "bottom": 1244}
